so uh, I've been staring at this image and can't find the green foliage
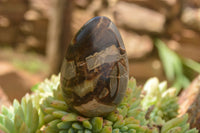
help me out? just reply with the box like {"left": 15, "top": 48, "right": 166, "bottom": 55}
{"left": 39, "top": 78, "right": 154, "bottom": 133}
{"left": 141, "top": 77, "right": 179, "bottom": 122}
{"left": 12, "top": 57, "right": 48, "bottom": 74}
{"left": 155, "top": 39, "right": 190, "bottom": 94}
{"left": 0, "top": 75, "right": 198, "bottom": 133}
{"left": 0, "top": 47, "right": 48, "bottom": 74}
{"left": 155, "top": 39, "right": 200, "bottom": 94}
{"left": 0, "top": 98, "right": 40, "bottom": 133}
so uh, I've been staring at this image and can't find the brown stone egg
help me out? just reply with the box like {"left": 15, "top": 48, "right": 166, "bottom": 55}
{"left": 60, "top": 16, "right": 129, "bottom": 117}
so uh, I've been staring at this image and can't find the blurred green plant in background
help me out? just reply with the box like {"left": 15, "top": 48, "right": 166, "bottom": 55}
{"left": 0, "top": 47, "right": 49, "bottom": 74}
{"left": 155, "top": 39, "right": 200, "bottom": 95}
{"left": 12, "top": 57, "right": 48, "bottom": 74}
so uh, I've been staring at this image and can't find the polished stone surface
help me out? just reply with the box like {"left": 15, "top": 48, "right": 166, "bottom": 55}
{"left": 60, "top": 16, "right": 129, "bottom": 117}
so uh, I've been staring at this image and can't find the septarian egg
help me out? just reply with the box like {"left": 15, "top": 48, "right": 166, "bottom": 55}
{"left": 60, "top": 16, "right": 129, "bottom": 117}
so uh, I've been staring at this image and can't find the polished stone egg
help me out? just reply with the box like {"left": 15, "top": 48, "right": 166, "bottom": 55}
{"left": 60, "top": 16, "right": 129, "bottom": 117}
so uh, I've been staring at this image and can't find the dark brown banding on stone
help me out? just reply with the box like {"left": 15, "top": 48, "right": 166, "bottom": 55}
{"left": 74, "top": 99, "right": 115, "bottom": 117}
{"left": 96, "top": 17, "right": 103, "bottom": 29}
{"left": 122, "top": 53, "right": 129, "bottom": 68}
{"left": 118, "top": 60, "right": 128, "bottom": 77}
{"left": 60, "top": 16, "right": 129, "bottom": 117}
{"left": 110, "top": 65, "right": 118, "bottom": 97}
{"left": 99, "top": 88, "right": 109, "bottom": 99}
{"left": 113, "top": 62, "right": 128, "bottom": 104}
{"left": 61, "top": 60, "right": 76, "bottom": 80}
{"left": 86, "top": 45, "right": 120, "bottom": 71}
{"left": 108, "top": 22, "right": 125, "bottom": 50}
{"left": 73, "top": 74, "right": 101, "bottom": 98}
{"left": 73, "top": 80, "right": 94, "bottom": 97}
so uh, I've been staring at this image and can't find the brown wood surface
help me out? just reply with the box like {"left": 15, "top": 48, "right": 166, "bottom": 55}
{"left": 46, "top": 0, "right": 73, "bottom": 76}
{"left": 178, "top": 75, "right": 200, "bottom": 130}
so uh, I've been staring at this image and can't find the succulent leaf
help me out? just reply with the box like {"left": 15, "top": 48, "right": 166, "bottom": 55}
{"left": 0, "top": 75, "right": 198, "bottom": 133}
{"left": 141, "top": 77, "right": 179, "bottom": 122}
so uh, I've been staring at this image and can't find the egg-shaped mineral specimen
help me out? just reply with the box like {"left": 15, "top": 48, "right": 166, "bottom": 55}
{"left": 60, "top": 16, "right": 129, "bottom": 117}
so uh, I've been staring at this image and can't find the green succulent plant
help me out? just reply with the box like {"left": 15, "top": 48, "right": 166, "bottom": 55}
{"left": 141, "top": 77, "right": 179, "bottom": 123}
{"left": 0, "top": 75, "right": 198, "bottom": 133}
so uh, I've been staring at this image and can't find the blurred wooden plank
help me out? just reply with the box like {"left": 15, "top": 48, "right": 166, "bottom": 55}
{"left": 0, "top": 0, "right": 28, "bottom": 22}
{"left": 46, "top": 0, "right": 73, "bottom": 75}
{"left": 129, "top": 57, "right": 165, "bottom": 85}
{"left": 178, "top": 75, "right": 200, "bottom": 130}
{"left": 0, "top": 27, "right": 17, "bottom": 45}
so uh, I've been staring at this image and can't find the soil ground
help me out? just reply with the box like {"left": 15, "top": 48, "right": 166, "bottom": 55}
{"left": 0, "top": 48, "right": 47, "bottom": 106}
